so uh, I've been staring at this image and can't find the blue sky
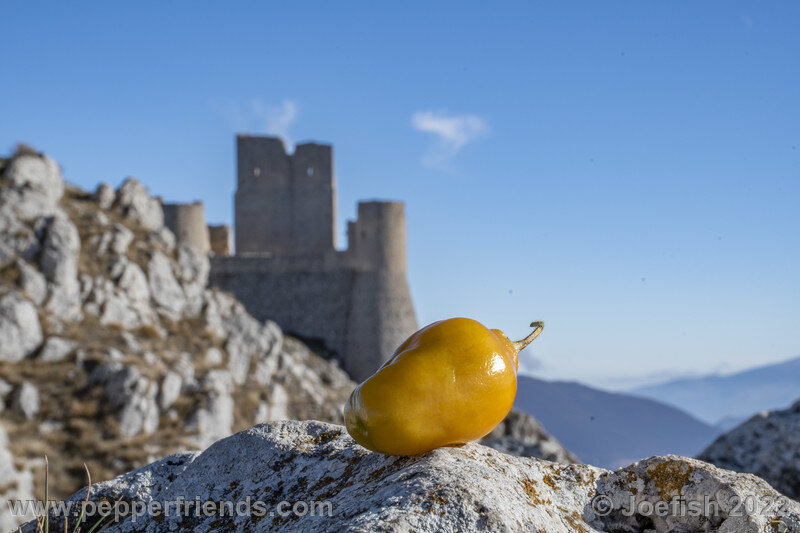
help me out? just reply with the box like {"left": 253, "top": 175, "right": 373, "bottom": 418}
{"left": 3, "top": 1, "right": 799, "bottom": 389}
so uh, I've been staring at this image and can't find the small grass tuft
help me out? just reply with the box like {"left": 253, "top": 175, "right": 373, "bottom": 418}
{"left": 28, "top": 457, "right": 120, "bottom": 533}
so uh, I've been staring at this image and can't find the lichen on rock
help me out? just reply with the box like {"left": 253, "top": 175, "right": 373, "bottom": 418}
{"left": 27, "top": 420, "right": 800, "bottom": 533}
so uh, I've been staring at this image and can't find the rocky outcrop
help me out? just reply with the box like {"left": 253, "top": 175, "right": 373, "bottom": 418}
{"left": 30, "top": 420, "right": 800, "bottom": 533}
{"left": 114, "top": 178, "right": 163, "bottom": 231}
{"left": 0, "top": 422, "right": 35, "bottom": 533}
{"left": 37, "top": 336, "right": 77, "bottom": 363}
{"left": 0, "top": 292, "right": 42, "bottom": 362}
{"left": 0, "top": 147, "right": 356, "bottom": 530}
{"left": 11, "top": 381, "right": 40, "bottom": 420}
{"left": 698, "top": 399, "right": 800, "bottom": 501}
{"left": 480, "top": 408, "right": 578, "bottom": 464}
{"left": 0, "top": 150, "right": 63, "bottom": 223}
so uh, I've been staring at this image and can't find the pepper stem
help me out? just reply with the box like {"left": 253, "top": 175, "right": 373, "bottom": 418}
{"left": 512, "top": 321, "right": 544, "bottom": 353}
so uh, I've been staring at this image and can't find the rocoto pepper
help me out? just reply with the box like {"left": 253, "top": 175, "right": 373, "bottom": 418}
{"left": 344, "top": 318, "right": 544, "bottom": 455}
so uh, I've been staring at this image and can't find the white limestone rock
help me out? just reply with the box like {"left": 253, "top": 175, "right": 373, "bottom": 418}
{"left": 92, "top": 364, "right": 160, "bottom": 438}
{"left": 199, "top": 289, "right": 232, "bottom": 341}
{"left": 110, "top": 222, "right": 134, "bottom": 255}
{"left": 147, "top": 251, "right": 185, "bottom": 320}
{"left": 0, "top": 240, "right": 14, "bottom": 270}
{"left": 0, "top": 424, "right": 18, "bottom": 483}
{"left": 253, "top": 353, "right": 279, "bottom": 386}
{"left": 93, "top": 210, "right": 110, "bottom": 227}
{"left": 102, "top": 347, "right": 125, "bottom": 364}
{"left": 116, "top": 178, "right": 164, "bottom": 231}
{"left": 40, "top": 212, "right": 80, "bottom": 287}
{"left": 120, "top": 331, "right": 143, "bottom": 354}
{"left": 90, "top": 229, "right": 113, "bottom": 256}
{"left": 176, "top": 243, "right": 210, "bottom": 316}
{"left": 148, "top": 226, "right": 176, "bottom": 254}
{"left": 142, "top": 350, "right": 158, "bottom": 366}
{"left": 200, "top": 290, "right": 282, "bottom": 385}
{"left": 98, "top": 289, "right": 138, "bottom": 328}
{"left": 16, "top": 259, "right": 47, "bottom": 305}
{"left": 111, "top": 257, "right": 150, "bottom": 302}
{"left": 698, "top": 399, "right": 800, "bottom": 501}
{"left": 44, "top": 285, "right": 84, "bottom": 323}
{"left": 0, "top": 210, "right": 39, "bottom": 262}
{"left": 177, "top": 243, "right": 210, "bottom": 285}
{"left": 0, "top": 153, "right": 64, "bottom": 224}
{"left": 118, "top": 380, "right": 159, "bottom": 438}
{"left": 188, "top": 370, "right": 235, "bottom": 448}
{"left": 78, "top": 273, "right": 94, "bottom": 301}
{"left": 159, "top": 371, "right": 182, "bottom": 411}
{"left": 264, "top": 383, "right": 288, "bottom": 421}
{"left": 0, "top": 422, "right": 35, "bottom": 532}
{"left": 40, "top": 212, "right": 83, "bottom": 320}
{"left": 225, "top": 335, "right": 254, "bottom": 386}
{"left": 189, "top": 404, "right": 234, "bottom": 448}
{"left": 480, "top": 409, "right": 579, "bottom": 464}
{"left": 3, "top": 153, "right": 63, "bottom": 204}
{"left": 36, "top": 420, "right": 800, "bottom": 533}
{"left": 0, "top": 291, "right": 43, "bottom": 362}
{"left": 37, "top": 336, "right": 77, "bottom": 362}
{"left": 0, "top": 187, "right": 59, "bottom": 224}
{"left": 204, "top": 346, "right": 224, "bottom": 366}
{"left": 94, "top": 182, "right": 115, "bottom": 210}
{"left": 84, "top": 262, "right": 155, "bottom": 329}
{"left": 12, "top": 381, "right": 40, "bottom": 420}
{"left": 597, "top": 455, "right": 800, "bottom": 531}
{"left": 98, "top": 289, "right": 150, "bottom": 330}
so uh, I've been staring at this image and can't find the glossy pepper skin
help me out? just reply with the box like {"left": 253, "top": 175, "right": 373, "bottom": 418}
{"left": 344, "top": 317, "right": 543, "bottom": 456}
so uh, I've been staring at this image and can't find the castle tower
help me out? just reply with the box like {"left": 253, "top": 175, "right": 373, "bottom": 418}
{"left": 347, "top": 201, "right": 407, "bottom": 272}
{"left": 234, "top": 135, "right": 336, "bottom": 255}
{"left": 163, "top": 202, "right": 211, "bottom": 253}
{"left": 344, "top": 201, "right": 417, "bottom": 380}
{"left": 211, "top": 134, "right": 418, "bottom": 383}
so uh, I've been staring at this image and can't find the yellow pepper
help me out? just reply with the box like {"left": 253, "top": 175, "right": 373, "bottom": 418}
{"left": 344, "top": 318, "right": 544, "bottom": 455}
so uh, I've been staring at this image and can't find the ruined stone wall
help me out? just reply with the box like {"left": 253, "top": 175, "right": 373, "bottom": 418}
{"left": 208, "top": 225, "right": 231, "bottom": 256}
{"left": 234, "top": 136, "right": 291, "bottom": 255}
{"left": 210, "top": 200, "right": 417, "bottom": 381}
{"left": 209, "top": 252, "right": 417, "bottom": 381}
{"left": 235, "top": 136, "right": 335, "bottom": 256}
{"left": 210, "top": 255, "right": 352, "bottom": 368}
{"left": 163, "top": 202, "right": 210, "bottom": 253}
{"left": 290, "top": 143, "right": 337, "bottom": 252}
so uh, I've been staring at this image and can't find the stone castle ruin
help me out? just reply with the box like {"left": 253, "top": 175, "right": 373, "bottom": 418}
{"left": 163, "top": 202, "right": 231, "bottom": 256}
{"left": 165, "top": 135, "right": 418, "bottom": 380}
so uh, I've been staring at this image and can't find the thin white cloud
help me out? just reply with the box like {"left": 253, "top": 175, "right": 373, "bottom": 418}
{"left": 411, "top": 110, "right": 488, "bottom": 168}
{"left": 211, "top": 98, "right": 298, "bottom": 146}
{"left": 253, "top": 99, "right": 297, "bottom": 146}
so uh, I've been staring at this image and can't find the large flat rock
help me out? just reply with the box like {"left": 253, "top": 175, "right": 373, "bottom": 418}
{"left": 29, "top": 420, "right": 800, "bottom": 533}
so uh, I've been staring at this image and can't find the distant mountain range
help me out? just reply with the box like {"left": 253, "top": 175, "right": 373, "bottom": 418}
{"left": 628, "top": 356, "right": 800, "bottom": 426}
{"left": 515, "top": 376, "right": 719, "bottom": 469}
